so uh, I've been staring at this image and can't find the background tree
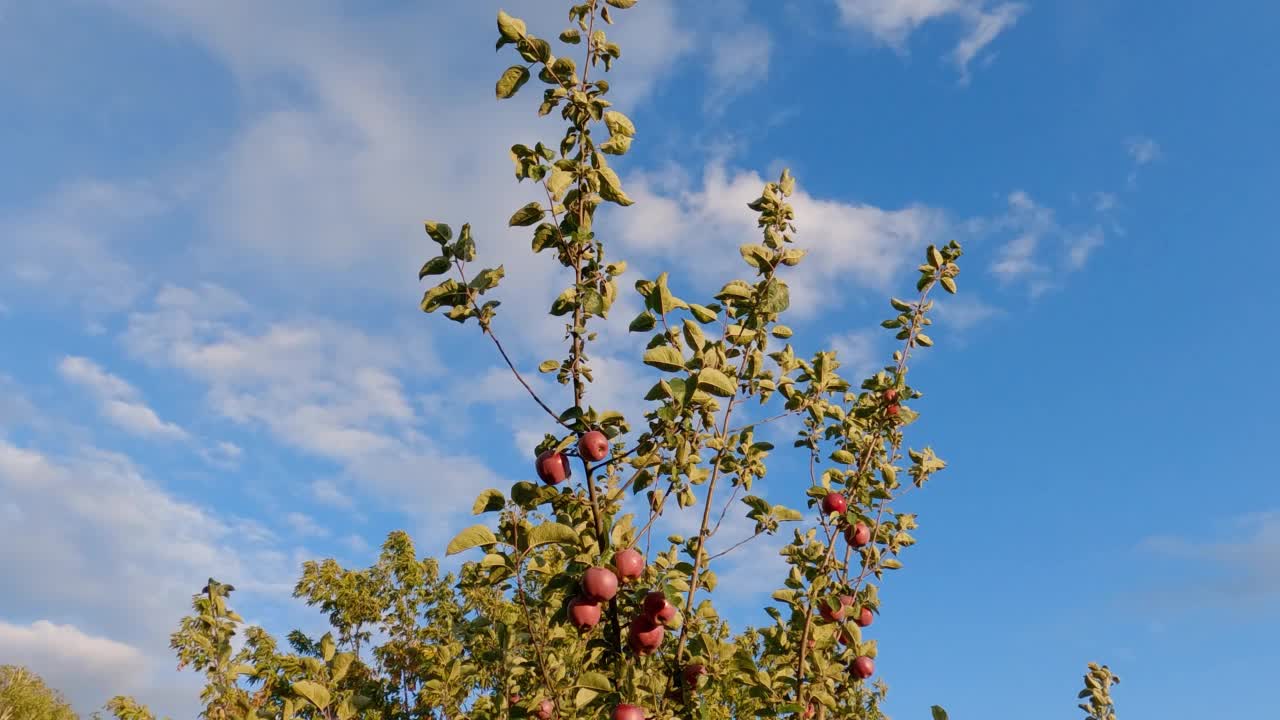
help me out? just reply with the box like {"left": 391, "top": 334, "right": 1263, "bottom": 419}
{"left": 0, "top": 666, "right": 78, "bottom": 720}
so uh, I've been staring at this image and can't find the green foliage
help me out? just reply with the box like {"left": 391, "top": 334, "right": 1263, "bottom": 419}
{"left": 96, "top": 2, "right": 1120, "bottom": 720}
{"left": 0, "top": 666, "right": 78, "bottom": 720}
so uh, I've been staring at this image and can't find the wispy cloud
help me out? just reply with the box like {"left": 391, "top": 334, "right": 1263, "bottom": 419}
{"left": 1138, "top": 510, "right": 1280, "bottom": 613}
{"left": 57, "top": 355, "right": 187, "bottom": 440}
{"left": 980, "top": 190, "right": 1107, "bottom": 294}
{"left": 833, "top": 0, "right": 1027, "bottom": 82}
{"left": 1126, "top": 135, "right": 1162, "bottom": 188}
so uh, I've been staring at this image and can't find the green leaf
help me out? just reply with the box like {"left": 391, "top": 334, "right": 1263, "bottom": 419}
{"left": 574, "top": 688, "right": 600, "bottom": 708}
{"left": 424, "top": 221, "right": 452, "bottom": 245}
{"left": 928, "top": 245, "right": 944, "bottom": 268}
{"left": 496, "top": 10, "right": 527, "bottom": 41}
{"left": 759, "top": 280, "right": 790, "bottom": 314}
{"left": 643, "top": 346, "right": 685, "bottom": 372}
{"left": 577, "top": 672, "right": 614, "bottom": 692}
{"left": 446, "top": 525, "right": 498, "bottom": 555}
{"left": 319, "top": 633, "right": 336, "bottom": 662}
{"left": 547, "top": 167, "right": 574, "bottom": 199}
{"left": 496, "top": 65, "right": 530, "bottom": 99}
{"left": 418, "top": 256, "right": 451, "bottom": 279}
{"left": 597, "top": 166, "right": 634, "bottom": 206}
{"left": 336, "top": 699, "right": 357, "bottom": 720}
{"left": 291, "top": 681, "right": 331, "bottom": 711}
{"left": 600, "top": 133, "right": 633, "bottom": 155}
{"left": 696, "top": 367, "right": 736, "bottom": 397}
{"left": 527, "top": 522, "right": 580, "bottom": 549}
{"left": 773, "top": 505, "right": 803, "bottom": 522}
{"left": 771, "top": 325, "right": 793, "bottom": 338}
{"left": 830, "top": 449, "right": 856, "bottom": 465}
{"left": 931, "top": 706, "right": 949, "bottom": 720}
{"left": 509, "top": 202, "right": 545, "bottom": 227}
{"left": 455, "top": 223, "right": 476, "bottom": 261}
{"left": 916, "top": 333, "right": 933, "bottom": 347}
{"left": 603, "top": 110, "right": 636, "bottom": 137}
{"left": 480, "top": 553, "right": 508, "bottom": 568}
{"left": 469, "top": 265, "right": 504, "bottom": 291}
{"left": 559, "top": 29, "right": 581, "bottom": 43}
{"left": 940, "top": 277, "right": 957, "bottom": 294}
{"left": 472, "top": 489, "right": 506, "bottom": 514}
{"left": 605, "top": 0, "right": 638, "bottom": 8}
{"left": 538, "top": 359, "right": 559, "bottom": 373}
{"left": 330, "top": 653, "right": 355, "bottom": 683}
{"left": 890, "top": 298, "right": 912, "bottom": 312}
{"left": 629, "top": 311, "right": 656, "bottom": 332}
{"left": 689, "top": 304, "right": 718, "bottom": 323}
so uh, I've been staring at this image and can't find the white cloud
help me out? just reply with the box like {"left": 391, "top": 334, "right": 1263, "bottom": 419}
{"left": 834, "top": 0, "right": 1026, "bottom": 80}
{"left": 0, "top": 179, "right": 164, "bottom": 312}
{"left": 284, "top": 512, "right": 329, "bottom": 539}
{"left": 981, "top": 190, "right": 1106, "bottom": 289}
{"left": 121, "top": 283, "right": 505, "bottom": 543}
{"left": 615, "top": 161, "right": 947, "bottom": 319}
{"left": 934, "top": 294, "right": 1002, "bottom": 331}
{"left": 0, "top": 439, "right": 295, "bottom": 718}
{"left": 57, "top": 356, "right": 187, "bottom": 440}
{"left": 1126, "top": 136, "right": 1161, "bottom": 166}
{"left": 828, "top": 330, "right": 883, "bottom": 382}
{"left": 1125, "top": 135, "right": 1161, "bottom": 188}
{"left": 705, "top": 23, "right": 773, "bottom": 115}
{"left": 0, "top": 620, "right": 149, "bottom": 705}
{"left": 1140, "top": 510, "right": 1280, "bottom": 611}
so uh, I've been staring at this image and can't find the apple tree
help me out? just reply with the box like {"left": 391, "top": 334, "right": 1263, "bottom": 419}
{"left": 94, "top": 1, "right": 1120, "bottom": 719}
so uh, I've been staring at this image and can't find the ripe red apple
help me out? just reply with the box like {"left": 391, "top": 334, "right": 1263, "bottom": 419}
{"left": 802, "top": 703, "right": 815, "bottom": 719}
{"left": 628, "top": 616, "right": 665, "bottom": 655}
{"left": 613, "top": 548, "right": 645, "bottom": 582}
{"left": 885, "top": 403, "right": 900, "bottom": 418}
{"left": 536, "top": 699, "right": 555, "bottom": 720}
{"left": 568, "top": 596, "right": 601, "bottom": 630}
{"left": 509, "top": 694, "right": 521, "bottom": 705}
{"left": 838, "top": 628, "right": 853, "bottom": 645}
{"left": 682, "top": 664, "right": 708, "bottom": 689}
{"left": 613, "top": 704, "right": 645, "bottom": 720}
{"left": 578, "top": 430, "right": 610, "bottom": 462}
{"left": 819, "top": 594, "right": 854, "bottom": 622}
{"left": 846, "top": 522, "right": 872, "bottom": 547}
{"left": 854, "top": 606, "right": 874, "bottom": 628}
{"left": 852, "top": 656, "right": 875, "bottom": 680}
{"left": 882, "top": 388, "right": 898, "bottom": 403}
{"left": 535, "top": 450, "right": 571, "bottom": 485}
{"left": 582, "top": 567, "right": 619, "bottom": 603}
{"left": 642, "top": 591, "right": 677, "bottom": 625}
{"left": 821, "top": 492, "right": 847, "bottom": 515}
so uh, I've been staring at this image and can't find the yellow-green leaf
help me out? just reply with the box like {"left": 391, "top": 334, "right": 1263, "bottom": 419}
{"left": 496, "top": 65, "right": 530, "bottom": 99}
{"left": 696, "top": 368, "right": 735, "bottom": 397}
{"left": 508, "top": 202, "right": 545, "bottom": 227}
{"left": 446, "top": 525, "right": 498, "bottom": 555}
{"left": 472, "top": 488, "right": 506, "bottom": 514}
{"left": 528, "top": 522, "right": 579, "bottom": 549}
{"left": 643, "top": 346, "right": 685, "bottom": 372}
{"left": 292, "top": 681, "right": 331, "bottom": 711}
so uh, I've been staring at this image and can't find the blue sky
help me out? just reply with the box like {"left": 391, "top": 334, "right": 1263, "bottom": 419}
{"left": 1, "top": 0, "right": 1277, "bottom": 717}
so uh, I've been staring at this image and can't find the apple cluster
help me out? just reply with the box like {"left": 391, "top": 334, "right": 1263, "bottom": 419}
{"left": 535, "top": 430, "right": 611, "bottom": 486}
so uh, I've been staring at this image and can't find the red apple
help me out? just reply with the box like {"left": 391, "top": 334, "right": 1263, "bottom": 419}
{"left": 535, "top": 450, "right": 571, "bottom": 485}
{"left": 582, "top": 567, "right": 619, "bottom": 603}
{"left": 807, "top": 637, "right": 817, "bottom": 650}
{"left": 536, "top": 699, "right": 555, "bottom": 720}
{"left": 643, "top": 591, "right": 677, "bottom": 624}
{"left": 628, "top": 616, "right": 665, "bottom": 655}
{"left": 854, "top": 606, "right": 874, "bottom": 628}
{"left": 568, "top": 596, "right": 601, "bottom": 630}
{"left": 819, "top": 594, "right": 854, "bottom": 622}
{"left": 509, "top": 694, "right": 521, "bottom": 705}
{"left": 682, "top": 663, "right": 708, "bottom": 689}
{"left": 802, "top": 703, "right": 815, "bottom": 719}
{"left": 613, "top": 548, "right": 645, "bottom": 582}
{"left": 882, "top": 388, "right": 898, "bottom": 403}
{"left": 885, "top": 404, "right": 900, "bottom": 418}
{"left": 846, "top": 522, "right": 872, "bottom": 548}
{"left": 852, "top": 656, "right": 875, "bottom": 680}
{"left": 838, "top": 628, "right": 853, "bottom": 645}
{"left": 821, "top": 492, "right": 847, "bottom": 515}
{"left": 578, "top": 430, "right": 610, "bottom": 462}
{"left": 613, "top": 704, "right": 645, "bottom": 720}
